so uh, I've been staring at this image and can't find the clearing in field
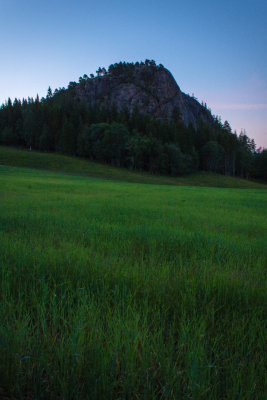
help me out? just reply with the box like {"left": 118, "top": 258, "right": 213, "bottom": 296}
{"left": 0, "top": 158, "right": 266, "bottom": 399}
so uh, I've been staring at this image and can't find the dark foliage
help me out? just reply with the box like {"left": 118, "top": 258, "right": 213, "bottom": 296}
{"left": 0, "top": 61, "right": 265, "bottom": 178}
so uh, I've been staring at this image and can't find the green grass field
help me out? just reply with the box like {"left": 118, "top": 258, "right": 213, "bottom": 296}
{"left": 0, "top": 149, "right": 266, "bottom": 399}
{"left": 1, "top": 145, "right": 266, "bottom": 188}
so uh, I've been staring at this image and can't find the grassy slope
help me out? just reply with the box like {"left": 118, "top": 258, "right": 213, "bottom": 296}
{"left": 0, "top": 165, "right": 266, "bottom": 399}
{"left": 1, "top": 145, "right": 266, "bottom": 188}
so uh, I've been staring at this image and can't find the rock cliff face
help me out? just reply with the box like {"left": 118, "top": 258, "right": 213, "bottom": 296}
{"left": 75, "top": 65, "right": 214, "bottom": 129}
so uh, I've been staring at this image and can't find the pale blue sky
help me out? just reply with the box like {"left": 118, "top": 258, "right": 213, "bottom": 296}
{"left": 0, "top": 0, "right": 266, "bottom": 146}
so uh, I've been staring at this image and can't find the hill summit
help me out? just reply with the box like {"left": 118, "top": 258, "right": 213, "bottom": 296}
{"left": 74, "top": 60, "right": 213, "bottom": 129}
{"left": 1, "top": 60, "right": 265, "bottom": 180}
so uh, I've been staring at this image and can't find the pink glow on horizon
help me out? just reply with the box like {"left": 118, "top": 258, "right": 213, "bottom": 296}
{"left": 212, "top": 103, "right": 267, "bottom": 111}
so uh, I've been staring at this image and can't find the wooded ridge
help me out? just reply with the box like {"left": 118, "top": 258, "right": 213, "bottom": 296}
{"left": 0, "top": 60, "right": 266, "bottom": 179}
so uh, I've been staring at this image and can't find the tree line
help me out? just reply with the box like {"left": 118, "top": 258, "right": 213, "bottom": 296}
{"left": 0, "top": 63, "right": 266, "bottom": 179}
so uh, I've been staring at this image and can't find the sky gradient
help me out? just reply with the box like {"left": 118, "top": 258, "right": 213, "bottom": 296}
{"left": 0, "top": 0, "right": 266, "bottom": 147}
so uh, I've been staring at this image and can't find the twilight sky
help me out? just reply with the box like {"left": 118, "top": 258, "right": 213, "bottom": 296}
{"left": 0, "top": 0, "right": 266, "bottom": 147}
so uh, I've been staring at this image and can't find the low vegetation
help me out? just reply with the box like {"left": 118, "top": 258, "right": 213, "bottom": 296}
{"left": 0, "top": 161, "right": 266, "bottom": 399}
{"left": 1, "top": 145, "right": 266, "bottom": 188}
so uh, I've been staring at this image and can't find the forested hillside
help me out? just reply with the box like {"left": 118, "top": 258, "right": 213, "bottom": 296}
{"left": 0, "top": 60, "right": 266, "bottom": 179}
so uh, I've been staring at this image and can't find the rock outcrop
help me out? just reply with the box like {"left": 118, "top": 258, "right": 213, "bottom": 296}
{"left": 75, "top": 64, "right": 214, "bottom": 129}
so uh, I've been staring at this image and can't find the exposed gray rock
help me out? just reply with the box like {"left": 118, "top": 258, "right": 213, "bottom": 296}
{"left": 75, "top": 66, "right": 214, "bottom": 129}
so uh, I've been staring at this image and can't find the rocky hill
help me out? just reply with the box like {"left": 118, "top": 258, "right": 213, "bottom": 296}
{"left": 74, "top": 61, "right": 214, "bottom": 129}
{"left": 1, "top": 60, "right": 263, "bottom": 179}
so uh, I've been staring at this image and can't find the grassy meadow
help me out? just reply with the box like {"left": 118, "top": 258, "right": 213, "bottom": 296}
{"left": 0, "top": 151, "right": 266, "bottom": 399}
{"left": 1, "top": 145, "right": 266, "bottom": 188}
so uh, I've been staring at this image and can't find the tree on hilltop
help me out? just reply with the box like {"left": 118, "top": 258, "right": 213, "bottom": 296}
{"left": 47, "top": 86, "right": 53, "bottom": 98}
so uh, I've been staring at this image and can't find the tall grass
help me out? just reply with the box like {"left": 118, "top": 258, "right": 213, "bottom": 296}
{"left": 0, "top": 165, "right": 266, "bottom": 399}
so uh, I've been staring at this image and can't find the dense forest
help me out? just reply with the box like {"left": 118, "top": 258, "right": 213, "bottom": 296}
{"left": 0, "top": 61, "right": 266, "bottom": 179}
